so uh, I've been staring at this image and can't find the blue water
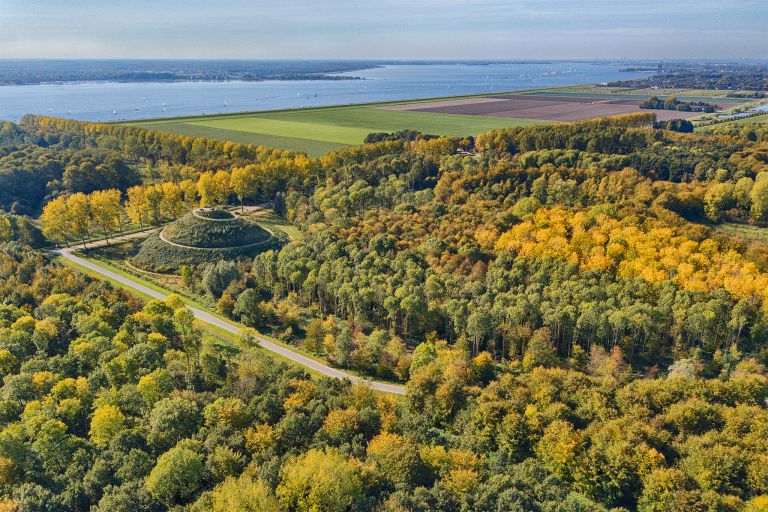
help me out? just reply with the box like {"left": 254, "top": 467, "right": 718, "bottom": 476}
{"left": 0, "top": 62, "right": 650, "bottom": 122}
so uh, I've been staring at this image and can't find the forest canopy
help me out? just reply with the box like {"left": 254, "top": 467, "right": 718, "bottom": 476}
{"left": 2, "top": 112, "right": 768, "bottom": 511}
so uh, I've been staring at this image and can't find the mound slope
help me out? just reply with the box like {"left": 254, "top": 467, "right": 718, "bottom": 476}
{"left": 130, "top": 209, "right": 277, "bottom": 273}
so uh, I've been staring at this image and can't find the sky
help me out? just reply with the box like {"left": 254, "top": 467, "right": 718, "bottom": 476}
{"left": 0, "top": 0, "right": 766, "bottom": 60}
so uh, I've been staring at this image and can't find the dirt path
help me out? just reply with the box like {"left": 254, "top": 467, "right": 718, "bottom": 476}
{"left": 53, "top": 243, "right": 406, "bottom": 395}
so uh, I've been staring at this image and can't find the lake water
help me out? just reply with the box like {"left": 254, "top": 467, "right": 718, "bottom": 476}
{"left": 0, "top": 62, "right": 649, "bottom": 122}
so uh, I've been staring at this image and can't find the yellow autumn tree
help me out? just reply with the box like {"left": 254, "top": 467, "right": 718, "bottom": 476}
{"left": 89, "top": 404, "right": 126, "bottom": 447}
{"left": 65, "top": 193, "right": 93, "bottom": 246}
{"left": 230, "top": 165, "right": 259, "bottom": 211}
{"left": 160, "top": 181, "right": 184, "bottom": 219}
{"left": 89, "top": 189, "right": 123, "bottom": 243}
{"left": 40, "top": 196, "right": 70, "bottom": 244}
{"left": 125, "top": 185, "right": 149, "bottom": 229}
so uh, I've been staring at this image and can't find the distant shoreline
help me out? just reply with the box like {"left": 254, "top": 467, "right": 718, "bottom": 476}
{"left": 0, "top": 74, "right": 368, "bottom": 87}
{"left": 0, "top": 75, "right": 367, "bottom": 87}
{"left": 0, "top": 59, "right": 382, "bottom": 86}
{"left": 0, "top": 59, "right": 690, "bottom": 87}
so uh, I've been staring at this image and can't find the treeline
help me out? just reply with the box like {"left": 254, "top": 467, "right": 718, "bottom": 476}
{"left": 0, "top": 143, "right": 140, "bottom": 215}
{"left": 39, "top": 160, "right": 310, "bottom": 245}
{"left": 707, "top": 122, "right": 768, "bottom": 143}
{"left": 0, "top": 244, "right": 767, "bottom": 511}
{"left": 19, "top": 116, "right": 307, "bottom": 170}
{"left": 0, "top": 116, "right": 315, "bottom": 214}
{"left": 640, "top": 96, "right": 717, "bottom": 113}
{"left": 476, "top": 112, "right": 658, "bottom": 154}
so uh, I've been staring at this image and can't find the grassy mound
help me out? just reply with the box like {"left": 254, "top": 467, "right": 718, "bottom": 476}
{"left": 161, "top": 209, "right": 270, "bottom": 249}
{"left": 130, "top": 210, "right": 277, "bottom": 273}
{"left": 194, "top": 208, "right": 236, "bottom": 220}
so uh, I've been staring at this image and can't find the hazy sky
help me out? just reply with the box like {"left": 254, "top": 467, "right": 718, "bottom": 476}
{"left": 0, "top": 0, "right": 766, "bottom": 59}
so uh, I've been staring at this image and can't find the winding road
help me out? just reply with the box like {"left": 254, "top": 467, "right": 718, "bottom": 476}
{"left": 54, "top": 236, "right": 406, "bottom": 395}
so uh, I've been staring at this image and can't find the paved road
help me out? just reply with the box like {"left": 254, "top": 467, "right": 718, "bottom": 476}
{"left": 54, "top": 241, "right": 406, "bottom": 395}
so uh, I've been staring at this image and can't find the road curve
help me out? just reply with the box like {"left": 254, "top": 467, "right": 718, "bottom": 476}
{"left": 54, "top": 244, "right": 406, "bottom": 395}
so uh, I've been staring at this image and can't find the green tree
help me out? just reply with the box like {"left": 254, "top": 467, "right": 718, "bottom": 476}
{"left": 174, "top": 307, "right": 203, "bottom": 387}
{"left": 303, "top": 318, "right": 325, "bottom": 354}
{"left": 367, "top": 432, "right": 423, "bottom": 486}
{"left": 146, "top": 442, "right": 205, "bottom": 507}
{"left": 704, "top": 182, "right": 734, "bottom": 222}
{"left": 276, "top": 448, "right": 364, "bottom": 512}
{"left": 750, "top": 172, "right": 768, "bottom": 222}
{"left": 209, "top": 476, "right": 278, "bottom": 512}
{"left": 523, "top": 327, "right": 557, "bottom": 370}
{"left": 147, "top": 398, "right": 201, "bottom": 451}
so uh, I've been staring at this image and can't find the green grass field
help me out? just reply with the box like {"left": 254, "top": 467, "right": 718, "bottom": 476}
{"left": 719, "top": 113, "right": 768, "bottom": 126}
{"left": 696, "top": 113, "right": 768, "bottom": 131}
{"left": 125, "top": 104, "right": 546, "bottom": 156}
{"left": 714, "top": 223, "right": 768, "bottom": 243}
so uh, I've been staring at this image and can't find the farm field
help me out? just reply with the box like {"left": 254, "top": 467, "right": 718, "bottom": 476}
{"left": 126, "top": 121, "right": 349, "bottom": 156}
{"left": 387, "top": 93, "right": 711, "bottom": 122}
{"left": 539, "top": 84, "right": 753, "bottom": 102}
{"left": 125, "top": 103, "right": 545, "bottom": 156}
{"left": 124, "top": 87, "right": 745, "bottom": 155}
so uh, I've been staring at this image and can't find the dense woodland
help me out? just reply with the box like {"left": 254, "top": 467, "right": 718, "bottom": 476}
{"left": 1, "top": 112, "right": 768, "bottom": 510}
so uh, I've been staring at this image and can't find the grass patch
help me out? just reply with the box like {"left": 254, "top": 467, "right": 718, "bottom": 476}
{"left": 200, "top": 323, "right": 324, "bottom": 379}
{"left": 190, "top": 117, "right": 372, "bottom": 145}
{"left": 714, "top": 223, "right": 768, "bottom": 243}
{"left": 132, "top": 122, "right": 346, "bottom": 157}
{"left": 250, "top": 106, "right": 542, "bottom": 136}
{"left": 245, "top": 210, "right": 302, "bottom": 241}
